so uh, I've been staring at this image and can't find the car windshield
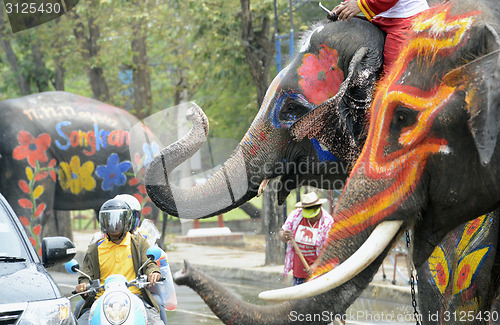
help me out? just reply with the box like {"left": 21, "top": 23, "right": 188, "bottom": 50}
{"left": 0, "top": 207, "right": 29, "bottom": 260}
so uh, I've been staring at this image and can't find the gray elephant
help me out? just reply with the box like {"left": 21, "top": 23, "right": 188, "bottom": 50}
{"left": 0, "top": 91, "right": 160, "bottom": 253}
{"left": 145, "top": 17, "right": 385, "bottom": 219}
{"left": 145, "top": 14, "right": 388, "bottom": 324}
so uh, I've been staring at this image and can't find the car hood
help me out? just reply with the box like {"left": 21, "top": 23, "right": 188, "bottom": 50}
{"left": 0, "top": 262, "right": 60, "bottom": 304}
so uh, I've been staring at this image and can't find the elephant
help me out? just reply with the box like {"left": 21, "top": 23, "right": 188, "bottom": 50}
{"left": 144, "top": 0, "right": 500, "bottom": 323}
{"left": 0, "top": 91, "right": 161, "bottom": 254}
{"left": 253, "top": 0, "right": 500, "bottom": 322}
{"left": 145, "top": 17, "right": 385, "bottom": 219}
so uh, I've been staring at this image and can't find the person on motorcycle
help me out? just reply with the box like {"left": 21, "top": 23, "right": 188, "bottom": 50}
{"left": 115, "top": 193, "right": 170, "bottom": 324}
{"left": 114, "top": 194, "right": 142, "bottom": 233}
{"left": 74, "top": 198, "right": 163, "bottom": 325}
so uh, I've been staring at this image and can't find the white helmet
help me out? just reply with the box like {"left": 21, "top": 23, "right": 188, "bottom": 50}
{"left": 115, "top": 194, "right": 142, "bottom": 231}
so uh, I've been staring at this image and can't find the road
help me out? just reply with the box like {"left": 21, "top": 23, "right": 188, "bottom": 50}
{"left": 50, "top": 270, "right": 415, "bottom": 325}
{"left": 50, "top": 270, "right": 269, "bottom": 325}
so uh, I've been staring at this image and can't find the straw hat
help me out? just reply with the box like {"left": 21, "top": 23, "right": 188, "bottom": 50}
{"left": 294, "top": 192, "right": 327, "bottom": 208}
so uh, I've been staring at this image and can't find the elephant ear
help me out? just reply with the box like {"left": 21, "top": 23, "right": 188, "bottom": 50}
{"left": 444, "top": 26, "right": 500, "bottom": 166}
{"left": 290, "top": 46, "right": 380, "bottom": 164}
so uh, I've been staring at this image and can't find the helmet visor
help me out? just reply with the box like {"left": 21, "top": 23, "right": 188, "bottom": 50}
{"left": 99, "top": 209, "right": 130, "bottom": 233}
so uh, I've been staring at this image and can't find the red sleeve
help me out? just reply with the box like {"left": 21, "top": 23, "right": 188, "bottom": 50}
{"left": 357, "top": 0, "right": 399, "bottom": 20}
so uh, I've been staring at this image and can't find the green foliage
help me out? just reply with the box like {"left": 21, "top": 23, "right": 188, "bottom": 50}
{"left": 0, "top": 0, "right": 336, "bottom": 136}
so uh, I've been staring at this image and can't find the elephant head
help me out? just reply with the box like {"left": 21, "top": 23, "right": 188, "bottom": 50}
{"left": 264, "top": 0, "right": 500, "bottom": 310}
{"left": 146, "top": 17, "right": 385, "bottom": 219}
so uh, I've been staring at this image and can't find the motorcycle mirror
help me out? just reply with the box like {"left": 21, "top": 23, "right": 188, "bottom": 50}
{"left": 146, "top": 246, "right": 162, "bottom": 261}
{"left": 65, "top": 258, "right": 93, "bottom": 283}
{"left": 65, "top": 259, "right": 80, "bottom": 274}
{"left": 42, "top": 236, "right": 77, "bottom": 268}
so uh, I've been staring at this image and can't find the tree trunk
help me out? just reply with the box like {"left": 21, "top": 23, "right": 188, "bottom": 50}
{"left": 31, "top": 40, "right": 51, "bottom": 92}
{"left": 240, "top": 0, "right": 275, "bottom": 106}
{"left": 71, "top": 3, "right": 110, "bottom": 102}
{"left": 240, "top": 0, "right": 280, "bottom": 264}
{"left": 0, "top": 1, "right": 31, "bottom": 95}
{"left": 51, "top": 18, "right": 66, "bottom": 91}
{"left": 131, "top": 20, "right": 152, "bottom": 120}
{"left": 54, "top": 61, "right": 65, "bottom": 90}
{"left": 263, "top": 179, "right": 285, "bottom": 265}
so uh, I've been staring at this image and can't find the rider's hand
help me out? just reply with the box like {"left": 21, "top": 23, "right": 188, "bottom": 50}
{"left": 75, "top": 283, "right": 87, "bottom": 293}
{"left": 333, "top": 0, "right": 361, "bottom": 21}
{"left": 148, "top": 272, "right": 161, "bottom": 286}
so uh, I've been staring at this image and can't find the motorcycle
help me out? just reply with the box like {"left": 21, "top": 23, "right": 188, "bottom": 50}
{"left": 65, "top": 246, "right": 165, "bottom": 325}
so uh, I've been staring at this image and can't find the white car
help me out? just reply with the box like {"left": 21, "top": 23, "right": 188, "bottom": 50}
{"left": 0, "top": 192, "right": 77, "bottom": 324}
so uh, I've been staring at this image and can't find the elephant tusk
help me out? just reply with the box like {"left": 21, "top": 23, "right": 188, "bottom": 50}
{"left": 257, "top": 179, "right": 270, "bottom": 197}
{"left": 258, "top": 220, "right": 403, "bottom": 302}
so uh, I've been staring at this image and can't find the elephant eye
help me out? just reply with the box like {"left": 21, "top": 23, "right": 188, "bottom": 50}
{"left": 390, "top": 106, "right": 418, "bottom": 134}
{"left": 278, "top": 98, "right": 311, "bottom": 123}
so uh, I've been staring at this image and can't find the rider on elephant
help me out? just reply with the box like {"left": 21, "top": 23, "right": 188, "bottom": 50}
{"left": 334, "top": 0, "right": 429, "bottom": 73}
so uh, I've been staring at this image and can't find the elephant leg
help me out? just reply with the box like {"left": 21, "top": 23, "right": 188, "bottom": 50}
{"left": 418, "top": 211, "right": 500, "bottom": 324}
{"left": 42, "top": 210, "right": 73, "bottom": 240}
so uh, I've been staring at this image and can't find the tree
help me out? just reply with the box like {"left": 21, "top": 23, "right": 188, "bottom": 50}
{"left": 69, "top": 0, "right": 110, "bottom": 101}
{"left": 240, "top": 0, "right": 275, "bottom": 106}
{"left": 131, "top": 20, "right": 152, "bottom": 119}
{"left": 239, "top": 0, "right": 285, "bottom": 265}
{"left": 0, "top": 0, "right": 30, "bottom": 95}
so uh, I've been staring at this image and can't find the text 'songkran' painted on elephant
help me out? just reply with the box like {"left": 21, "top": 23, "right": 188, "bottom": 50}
{"left": 55, "top": 121, "right": 131, "bottom": 155}
{"left": 2, "top": 91, "right": 161, "bottom": 254}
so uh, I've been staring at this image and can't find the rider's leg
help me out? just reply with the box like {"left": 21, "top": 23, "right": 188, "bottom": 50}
{"left": 152, "top": 293, "right": 168, "bottom": 324}
{"left": 142, "top": 298, "right": 164, "bottom": 325}
{"left": 77, "top": 309, "right": 90, "bottom": 325}
{"left": 73, "top": 299, "right": 85, "bottom": 319}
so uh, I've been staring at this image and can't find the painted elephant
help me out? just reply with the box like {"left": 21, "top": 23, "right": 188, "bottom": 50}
{"left": 145, "top": 17, "right": 385, "bottom": 219}
{"left": 144, "top": 0, "right": 500, "bottom": 323}
{"left": 256, "top": 0, "right": 500, "bottom": 323}
{"left": 0, "top": 91, "right": 161, "bottom": 253}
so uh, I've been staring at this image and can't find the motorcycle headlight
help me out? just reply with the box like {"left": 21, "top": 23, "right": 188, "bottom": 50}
{"left": 18, "top": 297, "right": 74, "bottom": 324}
{"left": 103, "top": 292, "right": 130, "bottom": 325}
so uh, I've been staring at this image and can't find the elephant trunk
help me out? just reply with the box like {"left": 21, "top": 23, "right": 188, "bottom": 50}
{"left": 146, "top": 105, "right": 267, "bottom": 219}
{"left": 174, "top": 259, "right": 385, "bottom": 324}
{"left": 146, "top": 141, "right": 259, "bottom": 219}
